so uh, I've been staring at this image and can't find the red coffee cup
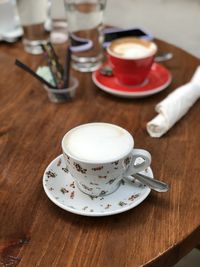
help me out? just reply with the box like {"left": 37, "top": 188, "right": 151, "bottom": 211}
{"left": 107, "top": 37, "right": 157, "bottom": 86}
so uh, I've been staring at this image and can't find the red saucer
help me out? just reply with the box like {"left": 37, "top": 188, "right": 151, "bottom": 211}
{"left": 92, "top": 63, "right": 172, "bottom": 98}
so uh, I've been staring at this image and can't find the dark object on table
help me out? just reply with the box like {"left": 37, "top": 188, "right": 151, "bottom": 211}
{"left": 100, "top": 65, "right": 113, "bottom": 76}
{"left": 63, "top": 47, "right": 72, "bottom": 88}
{"left": 41, "top": 43, "right": 64, "bottom": 88}
{"left": 103, "top": 27, "right": 153, "bottom": 48}
{"left": 15, "top": 59, "right": 56, "bottom": 88}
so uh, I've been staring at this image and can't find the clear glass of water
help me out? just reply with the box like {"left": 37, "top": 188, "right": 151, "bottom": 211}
{"left": 64, "top": 0, "right": 107, "bottom": 72}
{"left": 16, "top": 0, "right": 50, "bottom": 54}
{"left": 49, "top": 0, "right": 68, "bottom": 44}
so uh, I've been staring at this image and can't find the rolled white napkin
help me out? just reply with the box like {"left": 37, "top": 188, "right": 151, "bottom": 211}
{"left": 147, "top": 66, "right": 200, "bottom": 138}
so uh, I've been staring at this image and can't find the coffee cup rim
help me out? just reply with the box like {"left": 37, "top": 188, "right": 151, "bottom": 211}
{"left": 61, "top": 122, "right": 134, "bottom": 164}
{"left": 107, "top": 37, "right": 157, "bottom": 60}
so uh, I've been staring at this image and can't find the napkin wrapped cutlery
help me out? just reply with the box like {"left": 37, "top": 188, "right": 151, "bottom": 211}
{"left": 147, "top": 66, "right": 200, "bottom": 138}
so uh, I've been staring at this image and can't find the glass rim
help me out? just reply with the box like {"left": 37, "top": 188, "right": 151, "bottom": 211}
{"left": 61, "top": 122, "right": 134, "bottom": 164}
{"left": 43, "top": 76, "right": 79, "bottom": 93}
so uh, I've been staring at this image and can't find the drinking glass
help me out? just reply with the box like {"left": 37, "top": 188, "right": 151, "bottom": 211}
{"left": 49, "top": 0, "right": 68, "bottom": 44}
{"left": 16, "top": 0, "right": 50, "bottom": 54}
{"left": 64, "top": 0, "right": 107, "bottom": 72}
{"left": 43, "top": 77, "right": 79, "bottom": 103}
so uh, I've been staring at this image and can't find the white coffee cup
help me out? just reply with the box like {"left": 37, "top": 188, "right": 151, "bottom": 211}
{"left": 62, "top": 122, "right": 151, "bottom": 196}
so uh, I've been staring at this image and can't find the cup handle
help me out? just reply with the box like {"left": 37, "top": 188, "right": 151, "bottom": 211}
{"left": 124, "top": 149, "right": 151, "bottom": 176}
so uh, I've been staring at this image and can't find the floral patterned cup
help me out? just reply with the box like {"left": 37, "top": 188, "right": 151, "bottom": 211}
{"left": 62, "top": 123, "right": 151, "bottom": 197}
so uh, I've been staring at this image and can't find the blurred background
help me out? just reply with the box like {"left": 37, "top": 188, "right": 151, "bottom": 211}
{"left": 1, "top": 0, "right": 200, "bottom": 57}
{"left": 49, "top": 0, "right": 200, "bottom": 57}
{"left": 104, "top": 0, "right": 200, "bottom": 58}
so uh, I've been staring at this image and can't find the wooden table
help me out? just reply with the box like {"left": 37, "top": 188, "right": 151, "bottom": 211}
{"left": 0, "top": 39, "right": 200, "bottom": 267}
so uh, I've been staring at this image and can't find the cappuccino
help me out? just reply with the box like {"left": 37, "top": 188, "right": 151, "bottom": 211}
{"left": 108, "top": 38, "right": 157, "bottom": 59}
{"left": 62, "top": 123, "right": 133, "bottom": 162}
{"left": 62, "top": 123, "right": 151, "bottom": 196}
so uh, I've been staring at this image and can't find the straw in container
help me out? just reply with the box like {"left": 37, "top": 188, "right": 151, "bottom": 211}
{"left": 43, "top": 76, "right": 79, "bottom": 103}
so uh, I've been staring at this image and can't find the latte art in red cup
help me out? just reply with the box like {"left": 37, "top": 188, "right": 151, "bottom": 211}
{"left": 107, "top": 37, "right": 157, "bottom": 86}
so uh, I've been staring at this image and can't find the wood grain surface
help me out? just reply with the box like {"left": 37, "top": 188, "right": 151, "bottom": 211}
{"left": 0, "top": 39, "right": 200, "bottom": 267}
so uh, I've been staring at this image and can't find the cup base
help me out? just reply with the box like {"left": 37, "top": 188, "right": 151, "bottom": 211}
{"left": 71, "top": 54, "right": 103, "bottom": 72}
{"left": 117, "top": 77, "right": 149, "bottom": 88}
{"left": 50, "top": 20, "right": 68, "bottom": 44}
{"left": 44, "top": 76, "right": 79, "bottom": 103}
{"left": 75, "top": 180, "right": 121, "bottom": 197}
{"left": 23, "top": 38, "right": 48, "bottom": 55}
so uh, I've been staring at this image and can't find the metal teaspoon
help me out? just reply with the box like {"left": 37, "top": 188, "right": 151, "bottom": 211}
{"left": 155, "top": 52, "right": 173, "bottom": 62}
{"left": 128, "top": 173, "right": 169, "bottom": 193}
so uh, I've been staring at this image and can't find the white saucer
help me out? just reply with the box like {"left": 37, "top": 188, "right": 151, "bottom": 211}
{"left": 43, "top": 155, "right": 154, "bottom": 217}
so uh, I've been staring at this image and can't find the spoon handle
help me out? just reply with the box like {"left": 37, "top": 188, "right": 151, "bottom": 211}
{"left": 129, "top": 173, "right": 169, "bottom": 192}
{"left": 155, "top": 52, "right": 173, "bottom": 62}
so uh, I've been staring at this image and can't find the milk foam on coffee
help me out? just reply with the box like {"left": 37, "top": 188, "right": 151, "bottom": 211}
{"left": 63, "top": 123, "right": 133, "bottom": 162}
{"left": 109, "top": 38, "right": 157, "bottom": 59}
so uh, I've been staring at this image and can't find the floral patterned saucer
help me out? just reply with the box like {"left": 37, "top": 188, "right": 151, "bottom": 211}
{"left": 43, "top": 155, "right": 154, "bottom": 217}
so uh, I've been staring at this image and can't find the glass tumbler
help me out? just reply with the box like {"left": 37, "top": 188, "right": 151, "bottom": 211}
{"left": 64, "top": 0, "right": 107, "bottom": 72}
